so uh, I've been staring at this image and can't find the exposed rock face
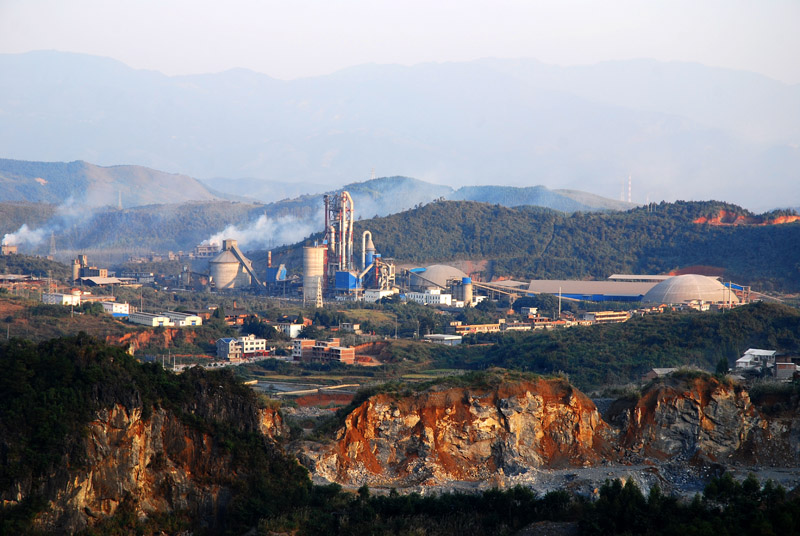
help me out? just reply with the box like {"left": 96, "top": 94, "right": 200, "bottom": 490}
{"left": 107, "top": 328, "right": 205, "bottom": 353}
{"left": 4, "top": 378, "right": 287, "bottom": 533}
{"left": 693, "top": 209, "right": 800, "bottom": 225}
{"left": 312, "top": 378, "right": 614, "bottom": 487}
{"left": 618, "top": 377, "right": 762, "bottom": 461}
{"left": 306, "top": 374, "right": 800, "bottom": 488}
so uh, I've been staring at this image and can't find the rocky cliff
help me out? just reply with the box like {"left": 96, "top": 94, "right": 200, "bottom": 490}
{"left": 614, "top": 376, "right": 762, "bottom": 462}
{"left": 0, "top": 336, "right": 299, "bottom": 534}
{"left": 310, "top": 377, "right": 615, "bottom": 487}
{"left": 693, "top": 209, "right": 800, "bottom": 225}
{"left": 304, "top": 373, "right": 800, "bottom": 488}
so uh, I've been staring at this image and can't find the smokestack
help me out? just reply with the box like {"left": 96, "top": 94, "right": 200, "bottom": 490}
{"left": 268, "top": 250, "right": 272, "bottom": 268}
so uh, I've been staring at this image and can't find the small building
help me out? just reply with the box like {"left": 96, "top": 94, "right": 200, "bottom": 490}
{"left": 363, "top": 289, "right": 396, "bottom": 303}
{"left": 581, "top": 311, "right": 631, "bottom": 324}
{"left": 735, "top": 348, "right": 777, "bottom": 369}
{"left": 101, "top": 301, "right": 130, "bottom": 317}
{"left": 423, "top": 334, "right": 463, "bottom": 346}
{"left": 340, "top": 322, "right": 362, "bottom": 334}
{"left": 1, "top": 244, "right": 18, "bottom": 255}
{"left": 277, "top": 322, "right": 304, "bottom": 338}
{"left": 163, "top": 311, "right": 203, "bottom": 327}
{"left": 42, "top": 292, "right": 82, "bottom": 306}
{"left": 216, "top": 334, "right": 268, "bottom": 360}
{"left": 128, "top": 312, "right": 175, "bottom": 327}
{"left": 407, "top": 289, "right": 453, "bottom": 306}
{"left": 293, "top": 338, "right": 355, "bottom": 364}
{"left": 642, "top": 368, "right": 679, "bottom": 382}
{"left": 447, "top": 321, "right": 501, "bottom": 335}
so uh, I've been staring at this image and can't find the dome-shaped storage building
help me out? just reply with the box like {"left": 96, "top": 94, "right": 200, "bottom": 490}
{"left": 410, "top": 264, "right": 468, "bottom": 289}
{"left": 642, "top": 274, "right": 739, "bottom": 305}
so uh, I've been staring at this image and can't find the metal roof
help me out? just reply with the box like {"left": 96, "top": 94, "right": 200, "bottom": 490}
{"left": 608, "top": 274, "right": 673, "bottom": 282}
{"left": 526, "top": 280, "right": 658, "bottom": 297}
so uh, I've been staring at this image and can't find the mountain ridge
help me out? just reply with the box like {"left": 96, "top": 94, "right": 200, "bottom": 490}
{"left": 2, "top": 51, "right": 798, "bottom": 209}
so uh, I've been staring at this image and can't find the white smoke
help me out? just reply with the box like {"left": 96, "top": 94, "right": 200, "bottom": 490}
{"left": 205, "top": 213, "right": 321, "bottom": 250}
{"left": 2, "top": 224, "right": 47, "bottom": 247}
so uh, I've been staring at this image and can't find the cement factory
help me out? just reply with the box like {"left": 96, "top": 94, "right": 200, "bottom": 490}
{"left": 183, "top": 189, "right": 755, "bottom": 312}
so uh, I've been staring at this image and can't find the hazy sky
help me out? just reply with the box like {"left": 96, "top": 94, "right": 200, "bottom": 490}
{"left": 1, "top": 0, "right": 799, "bottom": 83}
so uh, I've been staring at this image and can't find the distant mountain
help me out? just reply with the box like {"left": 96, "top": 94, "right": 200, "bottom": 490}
{"left": 0, "top": 159, "right": 225, "bottom": 208}
{"left": 1, "top": 51, "right": 798, "bottom": 210}
{"left": 256, "top": 176, "right": 633, "bottom": 221}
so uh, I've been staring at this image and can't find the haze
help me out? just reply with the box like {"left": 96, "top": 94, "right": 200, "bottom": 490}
{"left": 1, "top": 1, "right": 799, "bottom": 210}
{"left": 2, "top": 0, "right": 799, "bottom": 83}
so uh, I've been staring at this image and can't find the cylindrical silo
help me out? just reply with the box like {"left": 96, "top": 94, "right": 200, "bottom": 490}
{"left": 71, "top": 259, "right": 81, "bottom": 281}
{"left": 303, "top": 246, "right": 325, "bottom": 303}
{"left": 210, "top": 250, "right": 244, "bottom": 289}
{"left": 462, "top": 277, "right": 473, "bottom": 306}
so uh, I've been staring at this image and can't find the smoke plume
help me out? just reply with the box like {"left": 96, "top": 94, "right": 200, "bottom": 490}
{"left": 205, "top": 213, "right": 321, "bottom": 250}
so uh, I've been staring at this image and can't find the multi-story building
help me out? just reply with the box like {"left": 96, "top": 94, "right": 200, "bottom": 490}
{"left": 292, "top": 337, "right": 355, "bottom": 364}
{"left": 277, "top": 322, "right": 304, "bottom": 338}
{"left": 216, "top": 334, "right": 268, "bottom": 360}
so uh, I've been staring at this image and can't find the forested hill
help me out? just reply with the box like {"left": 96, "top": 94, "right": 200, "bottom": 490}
{"left": 274, "top": 200, "right": 800, "bottom": 291}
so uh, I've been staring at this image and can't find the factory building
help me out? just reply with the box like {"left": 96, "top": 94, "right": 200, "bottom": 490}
{"left": 128, "top": 312, "right": 174, "bottom": 327}
{"left": 163, "top": 311, "right": 203, "bottom": 326}
{"left": 406, "top": 289, "right": 453, "bottom": 306}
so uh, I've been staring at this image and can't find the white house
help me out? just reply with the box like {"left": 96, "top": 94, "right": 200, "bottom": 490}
{"left": 101, "top": 301, "right": 130, "bottom": 317}
{"left": 735, "top": 348, "right": 777, "bottom": 369}
{"left": 42, "top": 292, "right": 81, "bottom": 306}
{"left": 216, "top": 334, "right": 267, "bottom": 359}
{"left": 277, "top": 322, "right": 304, "bottom": 338}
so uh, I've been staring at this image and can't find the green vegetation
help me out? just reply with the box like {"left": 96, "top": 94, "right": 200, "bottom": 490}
{"left": 437, "top": 302, "right": 800, "bottom": 390}
{"left": 273, "top": 199, "right": 800, "bottom": 292}
{"left": 0, "top": 334, "right": 312, "bottom": 534}
{"left": 0, "top": 253, "right": 69, "bottom": 279}
{"left": 581, "top": 475, "right": 800, "bottom": 536}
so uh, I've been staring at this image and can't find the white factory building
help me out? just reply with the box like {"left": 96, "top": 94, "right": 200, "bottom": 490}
{"left": 406, "top": 289, "right": 453, "bottom": 306}
{"left": 163, "top": 311, "right": 203, "bottom": 327}
{"left": 128, "top": 312, "right": 174, "bottom": 327}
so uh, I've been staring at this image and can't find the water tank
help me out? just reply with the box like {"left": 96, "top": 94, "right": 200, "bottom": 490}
{"left": 303, "top": 246, "right": 326, "bottom": 302}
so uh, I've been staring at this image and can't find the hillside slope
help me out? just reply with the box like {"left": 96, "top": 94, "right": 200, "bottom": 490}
{"left": 270, "top": 200, "right": 800, "bottom": 291}
{"left": 0, "top": 159, "right": 225, "bottom": 208}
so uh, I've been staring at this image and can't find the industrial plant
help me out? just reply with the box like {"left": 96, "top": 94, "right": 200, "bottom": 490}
{"left": 302, "top": 191, "right": 396, "bottom": 305}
